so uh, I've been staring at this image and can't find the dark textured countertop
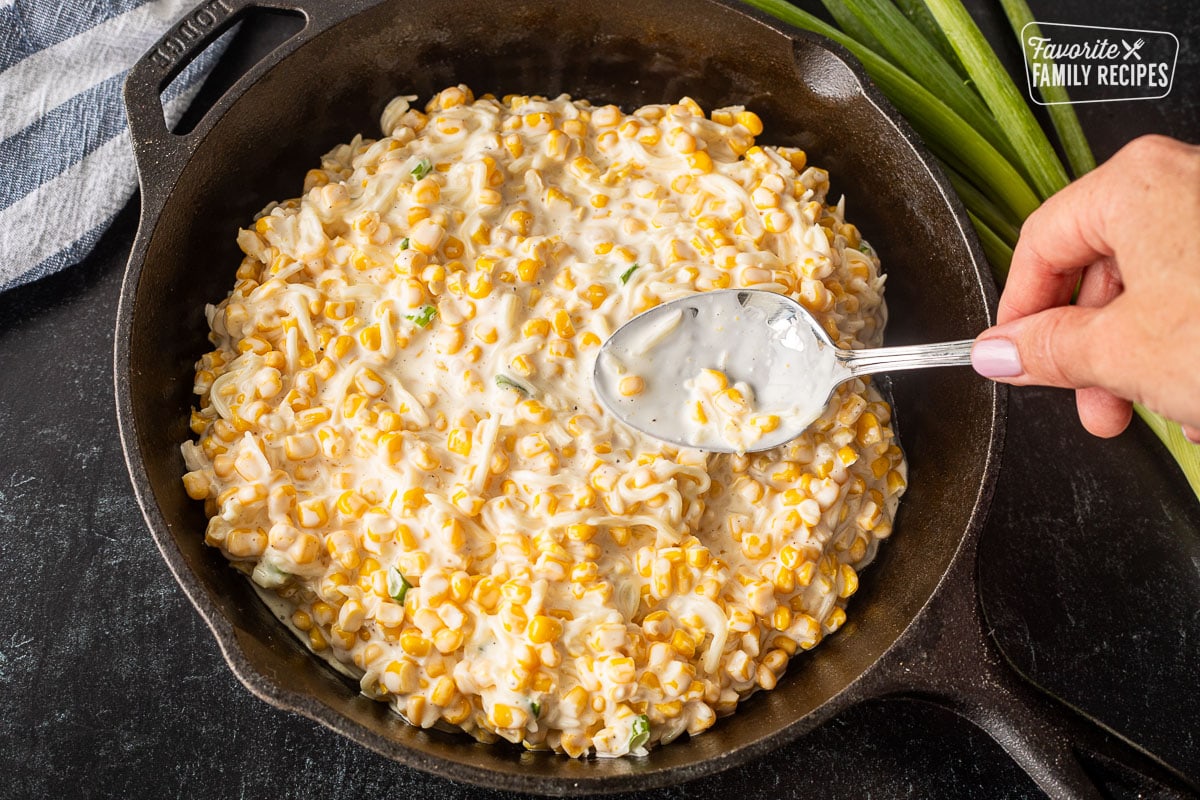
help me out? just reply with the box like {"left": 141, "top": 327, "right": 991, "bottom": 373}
{"left": 1, "top": 1, "right": 1198, "bottom": 798}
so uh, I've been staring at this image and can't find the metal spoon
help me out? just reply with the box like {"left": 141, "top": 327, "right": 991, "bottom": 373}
{"left": 593, "top": 289, "right": 974, "bottom": 453}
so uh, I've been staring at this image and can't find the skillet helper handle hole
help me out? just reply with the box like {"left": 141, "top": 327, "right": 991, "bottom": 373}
{"left": 122, "top": 0, "right": 309, "bottom": 176}
{"left": 874, "top": 570, "right": 1198, "bottom": 799}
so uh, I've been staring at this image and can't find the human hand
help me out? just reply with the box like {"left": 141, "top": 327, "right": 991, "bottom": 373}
{"left": 970, "top": 135, "right": 1200, "bottom": 441}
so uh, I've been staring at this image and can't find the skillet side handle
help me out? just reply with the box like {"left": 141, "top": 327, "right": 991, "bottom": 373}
{"left": 121, "top": 0, "right": 314, "bottom": 205}
{"left": 870, "top": 561, "right": 1198, "bottom": 799}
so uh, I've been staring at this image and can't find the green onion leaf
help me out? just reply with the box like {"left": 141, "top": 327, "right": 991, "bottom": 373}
{"left": 751, "top": 0, "right": 1200, "bottom": 505}
{"left": 1135, "top": 407, "right": 1200, "bottom": 500}
{"left": 893, "top": 0, "right": 966, "bottom": 74}
{"left": 629, "top": 714, "right": 651, "bottom": 750}
{"left": 495, "top": 375, "right": 531, "bottom": 396}
{"left": 406, "top": 304, "right": 437, "bottom": 327}
{"left": 411, "top": 158, "right": 432, "bottom": 180}
{"left": 996, "top": 0, "right": 1097, "bottom": 179}
{"left": 399, "top": 237, "right": 410, "bottom": 250}
{"left": 386, "top": 567, "right": 411, "bottom": 604}
{"left": 818, "top": 0, "right": 886, "bottom": 54}
{"left": 836, "top": 0, "right": 1018, "bottom": 168}
{"left": 966, "top": 211, "right": 1014, "bottom": 277}
{"left": 921, "top": 0, "right": 1069, "bottom": 199}
{"left": 530, "top": 700, "right": 542, "bottom": 717}
{"left": 620, "top": 263, "right": 640, "bottom": 284}
{"left": 941, "top": 162, "right": 1022, "bottom": 246}
{"left": 740, "top": 0, "right": 1041, "bottom": 220}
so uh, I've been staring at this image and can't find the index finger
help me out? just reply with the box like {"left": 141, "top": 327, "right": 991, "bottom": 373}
{"left": 998, "top": 161, "right": 1117, "bottom": 325}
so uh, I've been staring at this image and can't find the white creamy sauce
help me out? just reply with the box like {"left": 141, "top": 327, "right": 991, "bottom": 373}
{"left": 596, "top": 291, "right": 848, "bottom": 452}
{"left": 179, "top": 86, "right": 908, "bottom": 759}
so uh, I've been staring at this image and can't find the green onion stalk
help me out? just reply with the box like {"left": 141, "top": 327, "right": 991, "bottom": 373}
{"left": 741, "top": 0, "right": 1200, "bottom": 500}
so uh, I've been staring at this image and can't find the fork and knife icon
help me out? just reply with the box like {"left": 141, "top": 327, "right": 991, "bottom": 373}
{"left": 1121, "top": 38, "right": 1146, "bottom": 60}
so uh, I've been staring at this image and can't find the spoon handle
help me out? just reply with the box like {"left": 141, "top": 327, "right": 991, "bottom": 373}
{"left": 840, "top": 339, "right": 976, "bottom": 378}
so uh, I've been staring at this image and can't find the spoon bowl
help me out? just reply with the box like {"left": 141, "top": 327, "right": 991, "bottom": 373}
{"left": 593, "top": 289, "right": 976, "bottom": 453}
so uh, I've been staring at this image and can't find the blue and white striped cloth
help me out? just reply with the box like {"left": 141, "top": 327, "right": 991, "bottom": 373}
{"left": 0, "top": 0, "right": 228, "bottom": 291}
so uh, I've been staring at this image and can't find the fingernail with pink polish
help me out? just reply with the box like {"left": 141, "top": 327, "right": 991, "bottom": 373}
{"left": 971, "top": 338, "right": 1023, "bottom": 378}
{"left": 1183, "top": 426, "right": 1200, "bottom": 445}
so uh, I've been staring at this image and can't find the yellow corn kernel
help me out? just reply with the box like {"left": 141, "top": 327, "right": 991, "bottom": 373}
{"left": 670, "top": 629, "right": 696, "bottom": 659}
{"left": 579, "top": 331, "right": 601, "bottom": 348}
{"left": 839, "top": 564, "right": 860, "bottom": 598}
{"left": 619, "top": 376, "right": 645, "bottom": 397}
{"left": 182, "top": 471, "right": 211, "bottom": 500}
{"left": 436, "top": 327, "right": 464, "bottom": 356}
{"left": 296, "top": 498, "right": 328, "bottom": 528}
{"left": 434, "top": 627, "right": 464, "bottom": 654}
{"left": 551, "top": 310, "right": 575, "bottom": 339}
{"left": 824, "top": 606, "right": 847, "bottom": 633}
{"left": 517, "top": 258, "right": 541, "bottom": 282}
{"left": 225, "top": 528, "right": 266, "bottom": 558}
{"left": 566, "top": 523, "right": 597, "bottom": 542}
{"left": 307, "top": 627, "right": 328, "bottom": 652}
{"left": 500, "top": 132, "right": 524, "bottom": 158}
{"left": 582, "top": 284, "right": 607, "bottom": 309}
{"left": 522, "top": 318, "right": 550, "bottom": 338}
{"left": 687, "top": 150, "right": 713, "bottom": 174}
{"left": 545, "top": 130, "right": 569, "bottom": 158}
{"left": 473, "top": 321, "right": 499, "bottom": 345}
{"left": 735, "top": 110, "right": 764, "bottom": 135}
{"left": 510, "top": 354, "right": 534, "bottom": 377}
{"left": 771, "top": 562, "right": 796, "bottom": 593}
{"left": 401, "top": 487, "right": 426, "bottom": 514}
{"left": 857, "top": 412, "right": 882, "bottom": 445}
{"left": 383, "top": 659, "right": 419, "bottom": 694}
{"left": 400, "top": 629, "right": 431, "bottom": 658}
{"left": 507, "top": 210, "right": 533, "bottom": 236}
{"left": 336, "top": 490, "right": 368, "bottom": 519}
{"left": 446, "top": 427, "right": 472, "bottom": 457}
{"left": 528, "top": 615, "right": 563, "bottom": 644}
{"left": 492, "top": 703, "right": 527, "bottom": 729}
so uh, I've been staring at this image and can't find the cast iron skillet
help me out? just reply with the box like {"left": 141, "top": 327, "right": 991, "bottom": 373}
{"left": 114, "top": 0, "right": 1196, "bottom": 795}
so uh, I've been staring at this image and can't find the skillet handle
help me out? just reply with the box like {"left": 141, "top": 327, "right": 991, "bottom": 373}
{"left": 868, "top": 557, "right": 1198, "bottom": 799}
{"left": 122, "top": 0, "right": 317, "bottom": 205}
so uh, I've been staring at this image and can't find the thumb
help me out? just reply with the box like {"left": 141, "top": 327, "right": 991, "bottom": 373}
{"left": 971, "top": 304, "right": 1118, "bottom": 390}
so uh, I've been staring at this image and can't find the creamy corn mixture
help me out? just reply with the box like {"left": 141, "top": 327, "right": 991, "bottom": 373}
{"left": 685, "top": 367, "right": 767, "bottom": 452}
{"left": 180, "top": 86, "right": 907, "bottom": 758}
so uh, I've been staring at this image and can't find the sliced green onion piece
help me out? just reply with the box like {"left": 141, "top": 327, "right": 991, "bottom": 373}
{"left": 922, "top": 0, "right": 1069, "bottom": 198}
{"left": 997, "top": 0, "right": 1097, "bottom": 179}
{"left": 495, "top": 375, "right": 531, "bottom": 396}
{"left": 406, "top": 304, "right": 437, "bottom": 327}
{"left": 629, "top": 714, "right": 651, "bottom": 750}
{"left": 399, "top": 237, "right": 410, "bottom": 250}
{"left": 530, "top": 700, "right": 542, "bottom": 718}
{"left": 386, "top": 567, "right": 411, "bottom": 604}
{"left": 411, "top": 158, "right": 432, "bottom": 180}
{"left": 251, "top": 560, "right": 290, "bottom": 589}
{"left": 620, "top": 263, "right": 640, "bottom": 284}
